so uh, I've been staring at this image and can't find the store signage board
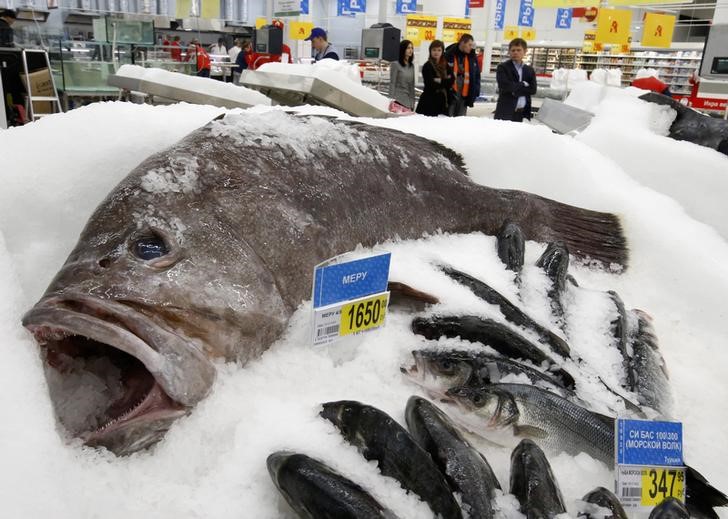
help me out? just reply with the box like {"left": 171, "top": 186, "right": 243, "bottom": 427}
{"left": 518, "top": 0, "right": 535, "bottom": 27}
{"left": 396, "top": 0, "right": 417, "bottom": 14}
{"left": 443, "top": 18, "right": 473, "bottom": 43}
{"left": 504, "top": 25, "right": 520, "bottom": 39}
{"left": 595, "top": 8, "right": 632, "bottom": 45}
{"left": 494, "top": 0, "right": 506, "bottom": 29}
{"left": 641, "top": 13, "right": 675, "bottom": 48}
{"left": 609, "top": 0, "right": 687, "bottom": 5}
{"left": 256, "top": 17, "right": 267, "bottom": 28}
{"left": 290, "top": 21, "right": 314, "bottom": 40}
{"left": 311, "top": 252, "right": 391, "bottom": 346}
{"left": 521, "top": 27, "right": 536, "bottom": 40}
{"left": 534, "top": 0, "right": 598, "bottom": 8}
{"left": 583, "top": 28, "right": 596, "bottom": 52}
{"left": 615, "top": 418, "right": 686, "bottom": 511}
{"left": 406, "top": 14, "right": 438, "bottom": 45}
{"left": 469, "top": 0, "right": 485, "bottom": 7}
{"left": 556, "top": 8, "right": 572, "bottom": 29}
{"left": 274, "top": 0, "right": 300, "bottom": 16}
{"left": 300, "top": 0, "right": 309, "bottom": 15}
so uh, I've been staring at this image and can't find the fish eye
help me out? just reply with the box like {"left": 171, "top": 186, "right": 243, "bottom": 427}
{"left": 132, "top": 234, "right": 169, "bottom": 261}
{"left": 437, "top": 360, "right": 453, "bottom": 372}
{"left": 472, "top": 394, "right": 484, "bottom": 406}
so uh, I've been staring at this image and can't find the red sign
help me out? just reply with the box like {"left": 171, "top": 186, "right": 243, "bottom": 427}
{"left": 687, "top": 97, "right": 728, "bottom": 111}
{"left": 573, "top": 7, "right": 598, "bottom": 21}
{"left": 469, "top": 0, "right": 485, "bottom": 7}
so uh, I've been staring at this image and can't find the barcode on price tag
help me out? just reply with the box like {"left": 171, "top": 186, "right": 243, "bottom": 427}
{"left": 312, "top": 292, "right": 389, "bottom": 345}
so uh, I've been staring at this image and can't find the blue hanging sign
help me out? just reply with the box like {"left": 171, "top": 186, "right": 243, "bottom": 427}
{"left": 300, "top": 0, "right": 309, "bottom": 15}
{"left": 396, "top": 0, "right": 417, "bottom": 14}
{"left": 494, "top": 0, "right": 506, "bottom": 29}
{"left": 555, "top": 8, "right": 571, "bottom": 29}
{"left": 518, "top": 0, "right": 534, "bottom": 27}
{"left": 337, "top": 0, "right": 354, "bottom": 16}
{"left": 347, "top": 0, "right": 366, "bottom": 13}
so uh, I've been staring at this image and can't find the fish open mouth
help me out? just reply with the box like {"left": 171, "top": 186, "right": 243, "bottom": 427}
{"left": 22, "top": 295, "right": 214, "bottom": 455}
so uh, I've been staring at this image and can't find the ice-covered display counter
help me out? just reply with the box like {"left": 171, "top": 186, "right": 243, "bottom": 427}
{"left": 109, "top": 65, "right": 272, "bottom": 109}
{"left": 240, "top": 60, "right": 397, "bottom": 118}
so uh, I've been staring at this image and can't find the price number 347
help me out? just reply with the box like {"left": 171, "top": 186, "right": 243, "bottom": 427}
{"left": 340, "top": 294, "right": 388, "bottom": 336}
{"left": 641, "top": 468, "right": 685, "bottom": 506}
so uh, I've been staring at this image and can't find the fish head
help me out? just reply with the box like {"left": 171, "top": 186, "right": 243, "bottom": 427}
{"left": 22, "top": 146, "right": 289, "bottom": 455}
{"left": 319, "top": 400, "right": 366, "bottom": 442}
{"left": 446, "top": 386, "right": 519, "bottom": 429}
{"left": 403, "top": 350, "right": 474, "bottom": 394}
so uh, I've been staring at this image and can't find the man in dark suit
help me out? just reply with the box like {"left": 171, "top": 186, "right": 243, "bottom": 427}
{"left": 494, "top": 38, "right": 537, "bottom": 122}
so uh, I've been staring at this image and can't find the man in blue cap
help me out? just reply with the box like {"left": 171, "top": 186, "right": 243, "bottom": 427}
{"left": 305, "top": 27, "right": 339, "bottom": 61}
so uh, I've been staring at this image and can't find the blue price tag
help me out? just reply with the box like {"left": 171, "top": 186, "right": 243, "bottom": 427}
{"left": 313, "top": 253, "right": 391, "bottom": 309}
{"left": 616, "top": 419, "right": 683, "bottom": 467}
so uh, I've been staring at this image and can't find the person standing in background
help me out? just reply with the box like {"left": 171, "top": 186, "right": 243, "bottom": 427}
{"left": 170, "top": 36, "right": 182, "bottom": 61}
{"left": 186, "top": 39, "right": 211, "bottom": 77}
{"left": 228, "top": 39, "right": 242, "bottom": 85}
{"left": 494, "top": 38, "right": 537, "bottom": 122}
{"left": 0, "top": 8, "right": 16, "bottom": 47}
{"left": 445, "top": 33, "right": 481, "bottom": 117}
{"left": 305, "top": 27, "right": 339, "bottom": 61}
{"left": 416, "top": 40, "right": 453, "bottom": 116}
{"left": 389, "top": 39, "right": 415, "bottom": 110}
{"left": 209, "top": 37, "right": 227, "bottom": 81}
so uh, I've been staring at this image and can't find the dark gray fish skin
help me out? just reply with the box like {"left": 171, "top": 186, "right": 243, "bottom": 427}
{"left": 405, "top": 396, "right": 501, "bottom": 519}
{"left": 497, "top": 221, "right": 526, "bottom": 273}
{"left": 446, "top": 384, "right": 615, "bottom": 465}
{"left": 439, "top": 266, "right": 571, "bottom": 358}
{"left": 411, "top": 315, "right": 575, "bottom": 388}
{"left": 639, "top": 92, "right": 728, "bottom": 156}
{"left": 648, "top": 498, "right": 690, "bottom": 519}
{"left": 266, "top": 451, "right": 397, "bottom": 519}
{"left": 320, "top": 400, "right": 463, "bottom": 519}
{"left": 21, "top": 113, "right": 628, "bottom": 455}
{"left": 510, "top": 439, "right": 566, "bottom": 519}
{"left": 685, "top": 466, "right": 728, "bottom": 518}
{"left": 405, "top": 349, "right": 572, "bottom": 396}
{"left": 579, "top": 487, "right": 627, "bottom": 519}
{"left": 536, "top": 242, "right": 570, "bottom": 320}
{"left": 628, "top": 309, "right": 673, "bottom": 417}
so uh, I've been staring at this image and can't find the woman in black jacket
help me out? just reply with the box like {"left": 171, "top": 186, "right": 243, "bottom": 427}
{"left": 415, "top": 40, "right": 453, "bottom": 117}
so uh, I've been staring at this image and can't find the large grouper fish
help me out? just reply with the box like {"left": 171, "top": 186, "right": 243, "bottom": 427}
{"left": 22, "top": 111, "right": 627, "bottom": 455}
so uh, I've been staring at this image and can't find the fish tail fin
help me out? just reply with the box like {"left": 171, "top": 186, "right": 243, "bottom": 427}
{"left": 686, "top": 465, "right": 728, "bottom": 514}
{"left": 546, "top": 202, "right": 628, "bottom": 269}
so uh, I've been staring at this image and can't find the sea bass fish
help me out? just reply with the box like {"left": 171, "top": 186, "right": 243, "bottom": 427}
{"left": 510, "top": 439, "right": 567, "bottom": 519}
{"left": 21, "top": 112, "right": 627, "bottom": 455}
{"left": 267, "top": 451, "right": 397, "bottom": 519}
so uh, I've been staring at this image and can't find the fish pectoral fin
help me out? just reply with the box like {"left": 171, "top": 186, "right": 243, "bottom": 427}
{"left": 514, "top": 424, "right": 549, "bottom": 439}
{"left": 388, "top": 281, "right": 440, "bottom": 311}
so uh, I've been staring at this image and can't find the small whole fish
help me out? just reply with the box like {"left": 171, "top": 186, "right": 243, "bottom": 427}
{"left": 405, "top": 396, "right": 501, "bottom": 519}
{"left": 578, "top": 487, "right": 628, "bottom": 519}
{"left": 266, "top": 451, "right": 397, "bottom": 519}
{"left": 496, "top": 221, "right": 526, "bottom": 273}
{"left": 439, "top": 266, "right": 571, "bottom": 358}
{"left": 411, "top": 315, "right": 575, "bottom": 388}
{"left": 536, "top": 242, "right": 570, "bottom": 321}
{"left": 648, "top": 498, "right": 690, "bottom": 519}
{"left": 403, "top": 349, "right": 572, "bottom": 398}
{"left": 628, "top": 310, "right": 673, "bottom": 417}
{"left": 445, "top": 383, "right": 614, "bottom": 465}
{"left": 510, "top": 439, "right": 566, "bottom": 518}
{"left": 320, "top": 400, "right": 462, "bottom": 519}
